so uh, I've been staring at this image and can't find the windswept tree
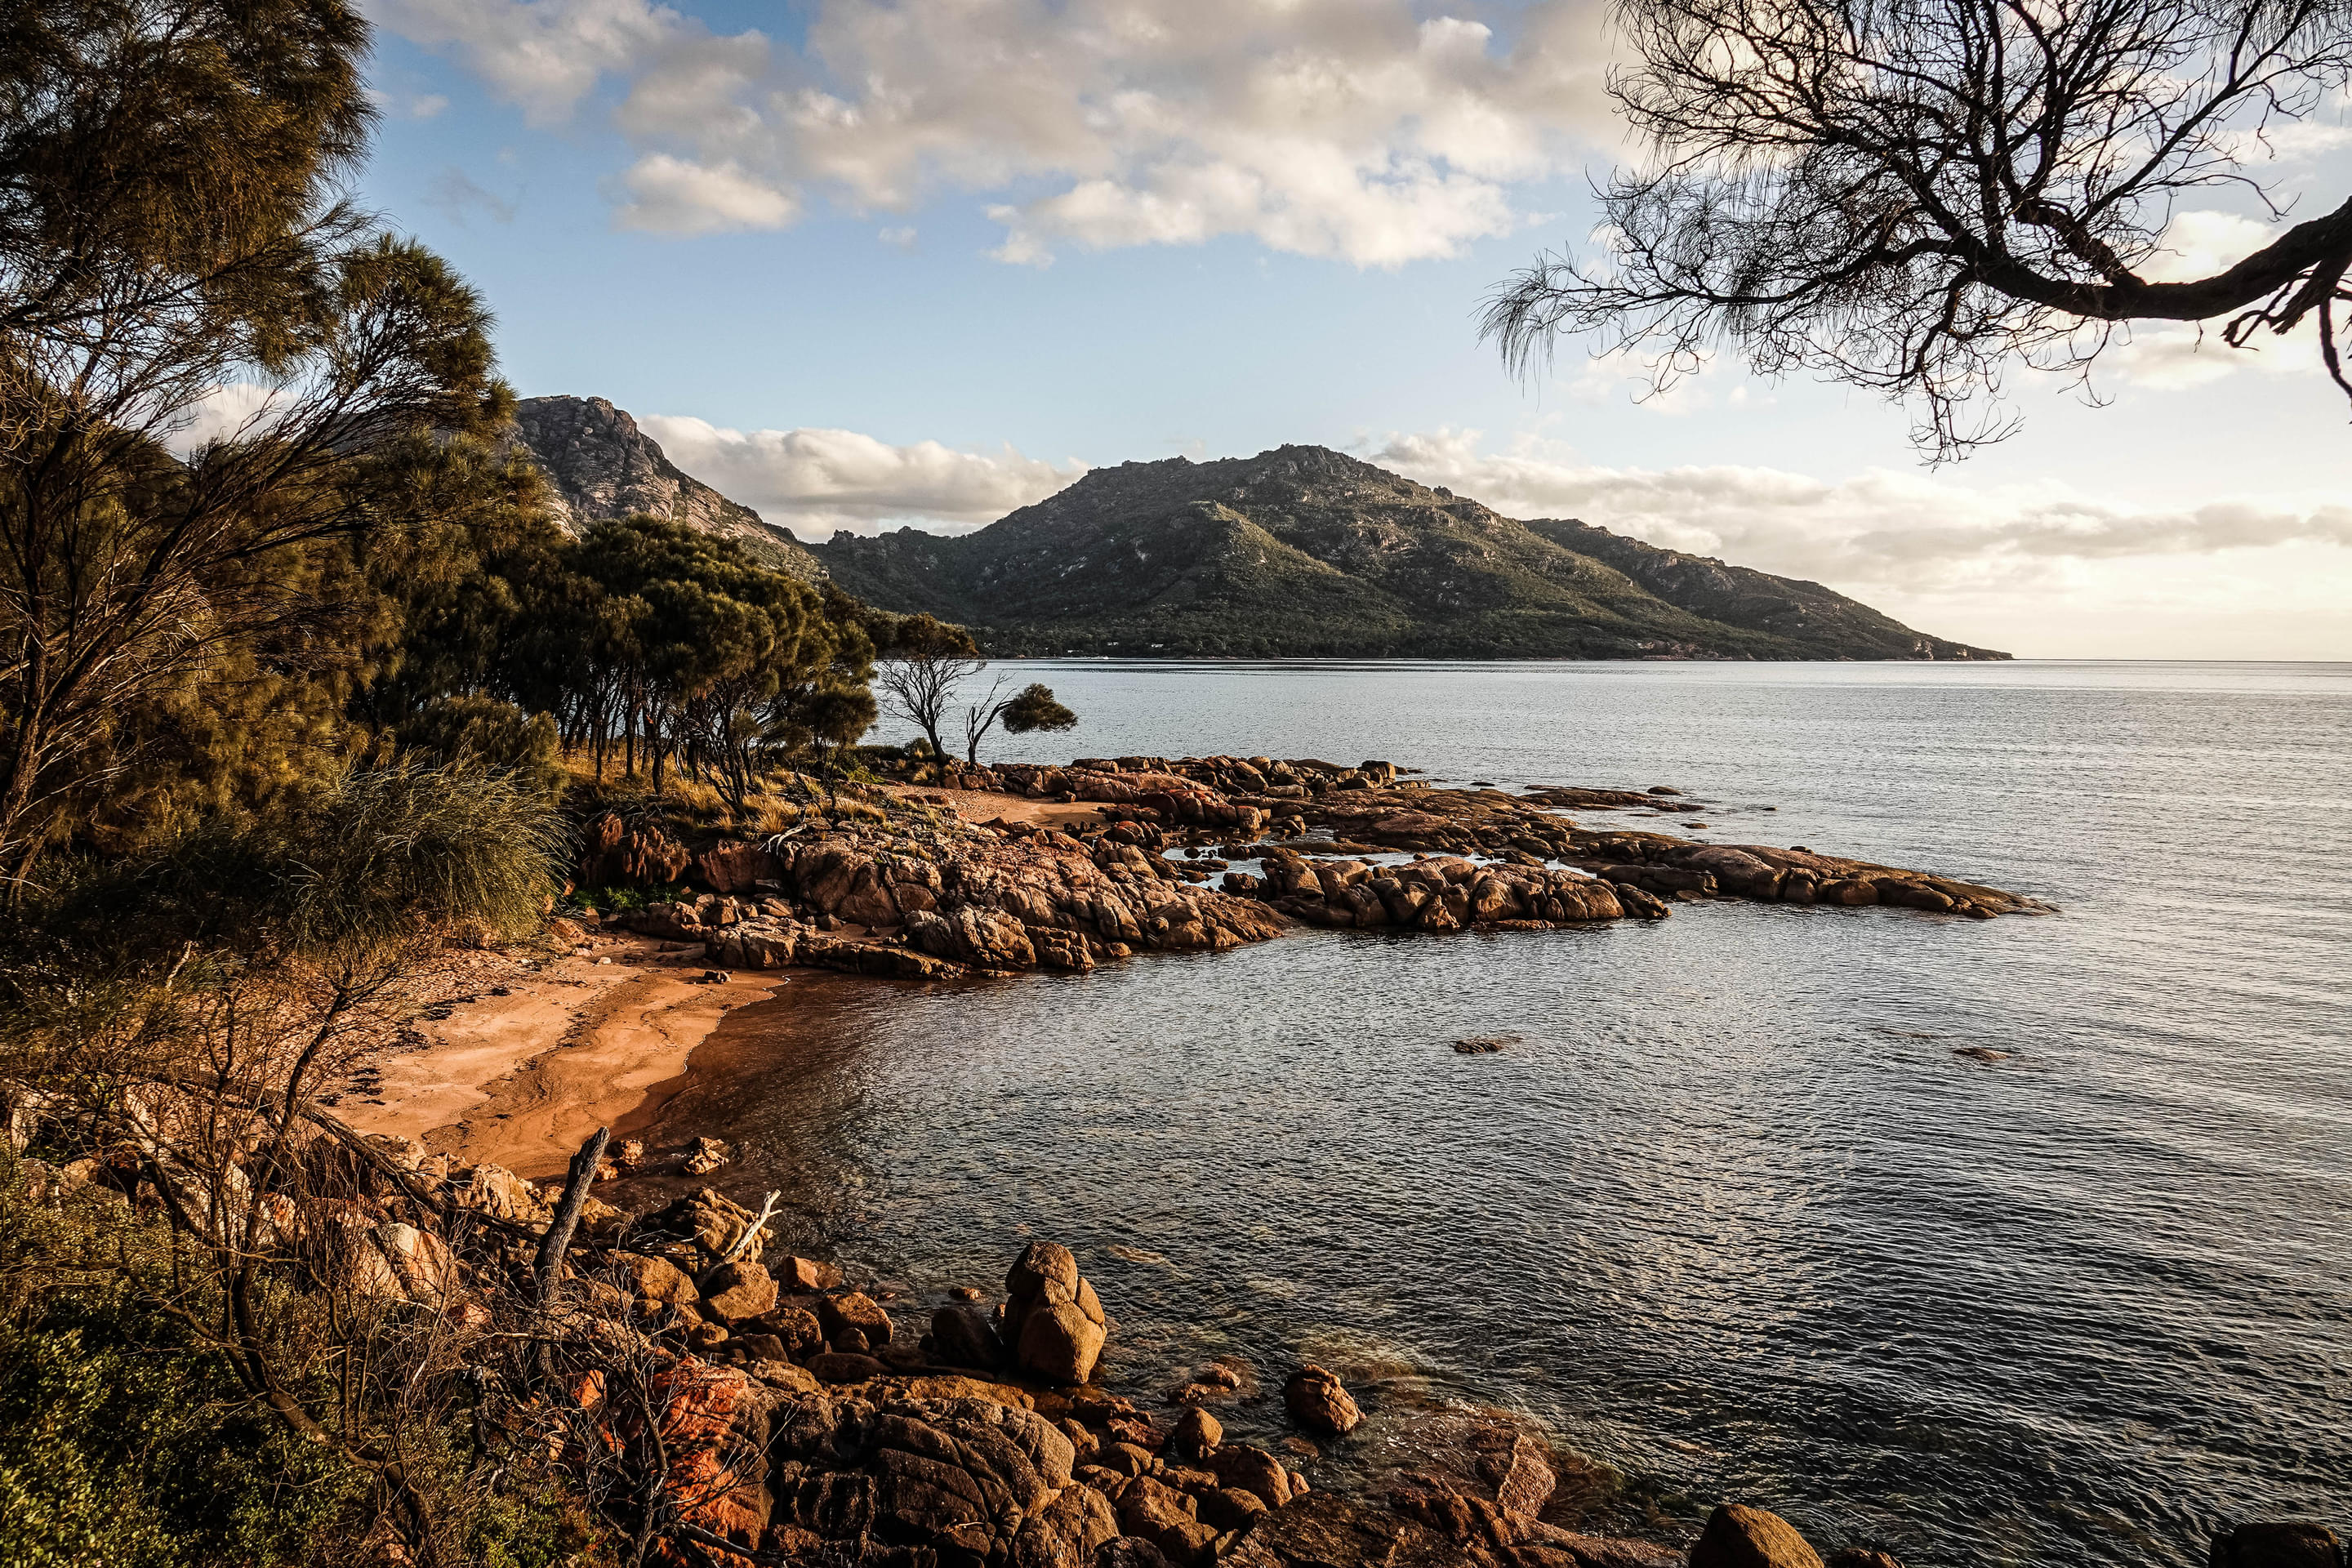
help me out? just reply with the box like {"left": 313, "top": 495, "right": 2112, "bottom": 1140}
{"left": 0, "top": 0, "right": 508, "bottom": 879}
{"left": 872, "top": 612, "right": 984, "bottom": 760}
{"left": 964, "top": 679, "right": 1077, "bottom": 764}
{"left": 1482, "top": 0, "right": 2352, "bottom": 456}
{"left": 561, "top": 516, "right": 840, "bottom": 809}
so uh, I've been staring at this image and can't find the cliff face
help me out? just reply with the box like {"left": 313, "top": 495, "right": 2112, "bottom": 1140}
{"left": 817, "top": 444, "right": 2007, "bottom": 660}
{"left": 508, "top": 395, "right": 826, "bottom": 579}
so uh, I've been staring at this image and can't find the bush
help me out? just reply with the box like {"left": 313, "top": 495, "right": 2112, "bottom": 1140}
{"left": 270, "top": 763, "right": 567, "bottom": 951}
{"left": 394, "top": 696, "right": 566, "bottom": 804}
{"left": 0, "top": 1160, "right": 591, "bottom": 1568}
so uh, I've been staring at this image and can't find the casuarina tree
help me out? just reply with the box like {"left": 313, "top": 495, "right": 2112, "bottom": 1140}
{"left": 872, "top": 612, "right": 984, "bottom": 761}
{"left": 0, "top": 0, "right": 508, "bottom": 881}
{"left": 1482, "top": 0, "right": 2352, "bottom": 456}
{"left": 964, "top": 680, "right": 1077, "bottom": 765}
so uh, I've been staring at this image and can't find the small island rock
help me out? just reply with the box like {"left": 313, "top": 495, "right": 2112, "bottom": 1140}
{"left": 1283, "top": 1365, "right": 1363, "bottom": 1437}
{"left": 2209, "top": 1522, "right": 2345, "bottom": 1568}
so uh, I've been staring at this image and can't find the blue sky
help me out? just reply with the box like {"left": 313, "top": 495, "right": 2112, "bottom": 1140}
{"left": 353, "top": 0, "right": 2352, "bottom": 658}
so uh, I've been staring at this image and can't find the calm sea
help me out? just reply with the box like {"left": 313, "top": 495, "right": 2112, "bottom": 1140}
{"left": 636, "top": 661, "right": 2352, "bottom": 1567}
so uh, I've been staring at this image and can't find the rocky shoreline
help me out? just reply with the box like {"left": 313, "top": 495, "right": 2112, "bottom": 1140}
{"left": 310, "top": 755, "right": 2349, "bottom": 1568}
{"left": 581, "top": 754, "right": 2050, "bottom": 987}
{"left": 302, "top": 1131, "right": 2336, "bottom": 1568}
{"left": 341, "top": 1143, "right": 1868, "bottom": 1567}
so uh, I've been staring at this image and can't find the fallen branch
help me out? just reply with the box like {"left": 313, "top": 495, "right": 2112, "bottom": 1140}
{"left": 698, "top": 1189, "right": 778, "bottom": 1290}
{"left": 536, "top": 1125, "right": 611, "bottom": 1307}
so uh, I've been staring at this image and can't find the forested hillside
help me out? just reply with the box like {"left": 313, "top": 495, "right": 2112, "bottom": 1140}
{"left": 814, "top": 446, "right": 2007, "bottom": 659}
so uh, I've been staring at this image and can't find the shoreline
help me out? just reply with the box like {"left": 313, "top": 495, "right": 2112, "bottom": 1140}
{"left": 350, "top": 783, "right": 1094, "bottom": 1178}
{"left": 346, "top": 932, "right": 791, "bottom": 1179}
{"left": 335, "top": 767, "right": 2090, "bottom": 1568}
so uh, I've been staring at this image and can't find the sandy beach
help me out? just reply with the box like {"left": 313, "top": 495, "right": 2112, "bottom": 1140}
{"left": 344, "top": 787, "right": 1099, "bottom": 1177}
{"left": 882, "top": 782, "right": 1105, "bottom": 830}
{"left": 345, "top": 931, "right": 791, "bottom": 1179}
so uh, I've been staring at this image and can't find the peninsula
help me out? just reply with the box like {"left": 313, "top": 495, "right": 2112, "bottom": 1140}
{"left": 508, "top": 399, "right": 2007, "bottom": 662}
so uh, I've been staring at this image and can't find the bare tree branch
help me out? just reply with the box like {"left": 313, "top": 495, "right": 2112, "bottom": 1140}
{"left": 1485, "top": 0, "right": 2352, "bottom": 457}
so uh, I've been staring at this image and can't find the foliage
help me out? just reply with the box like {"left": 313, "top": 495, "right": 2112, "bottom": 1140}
{"left": 999, "top": 683, "right": 1077, "bottom": 737}
{"left": 0, "top": 0, "right": 516, "bottom": 879}
{"left": 10, "top": 764, "right": 564, "bottom": 982}
{"left": 0, "top": 1162, "right": 586, "bottom": 1568}
{"left": 265, "top": 763, "right": 568, "bottom": 954}
{"left": 962, "top": 680, "right": 1077, "bottom": 764}
{"left": 0, "top": 6, "right": 883, "bottom": 1566}
{"left": 395, "top": 696, "right": 564, "bottom": 803}
{"left": 872, "top": 612, "right": 983, "bottom": 760}
{"left": 1481, "top": 0, "right": 2352, "bottom": 456}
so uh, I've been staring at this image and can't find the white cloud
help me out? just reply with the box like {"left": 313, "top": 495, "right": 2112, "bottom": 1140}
{"left": 1366, "top": 427, "right": 2352, "bottom": 595}
{"left": 2104, "top": 323, "right": 2319, "bottom": 390}
{"left": 368, "top": 87, "right": 451, "bottom": 118}
{"left": 369, "top": 0, "right": 1615, "bottom": 265}
{"left": 2138, "top": 208, "right": 2290, "bottom": 284}
{"left": 365, "top": 0, "right": 683, "bottom": 126}
{"left": 2221, "top": 116, "right": 2352, "bottom": 166}
{"left": 638, "top": 416, "right": 1085, "bottom": 536}
{"left": 424, "top": 167, "right": 520, "bottom": 225}
{"left": 612, "top": 154, "right": 796, "bottom": 233}
{"left": 166, "top": 383, "right": 285, "bottom": 455}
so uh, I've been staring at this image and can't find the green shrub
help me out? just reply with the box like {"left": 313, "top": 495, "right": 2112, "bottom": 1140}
{"left": 0, "top": 1164, "right": 592, "bottom": 1568}
{"left": 394, "top": 696, "right": 566, "bottom": 804}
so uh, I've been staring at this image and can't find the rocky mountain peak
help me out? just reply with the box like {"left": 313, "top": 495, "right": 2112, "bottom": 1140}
{"left": 507, "top": 394, "right": 824, "bottom": 580}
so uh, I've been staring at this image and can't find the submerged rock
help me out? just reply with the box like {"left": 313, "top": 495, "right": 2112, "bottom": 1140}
{"left": 1453, "top": 1036, "right": 1517, "bottom": 1054}
{"left": 2209, "top": 1522, "right": 2345, "bottom": 1567}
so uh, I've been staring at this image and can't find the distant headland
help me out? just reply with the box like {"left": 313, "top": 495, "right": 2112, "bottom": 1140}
{"left": 510, "top": 396, "right": 2009, "bottom": 662}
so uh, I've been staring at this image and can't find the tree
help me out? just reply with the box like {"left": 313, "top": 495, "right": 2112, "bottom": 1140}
{"left": 764, "top": 583, "right": 877, "bottom": 800}
{"left": 0, "top": 0, "right": 507, "bottom": 880}
{"left": 1481, "top": 0, "right": 2352, "bottom": 456}
{"left": 963, "top": 680, "right": 1076, "bottom": 765}
{"left": 872, "top": 612, "right": 982, "bottom": 760}
{"left": 559, "top": 516, "right": 838, "bottom": 810}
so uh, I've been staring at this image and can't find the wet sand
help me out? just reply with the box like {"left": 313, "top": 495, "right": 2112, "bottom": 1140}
{"left": 345, "top": 931, "right": 791, "bottom": 1179}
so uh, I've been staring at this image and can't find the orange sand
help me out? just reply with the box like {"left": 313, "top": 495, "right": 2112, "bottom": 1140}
{"left": 880, "top": 783, "right": 1104, "bottom": 831}
{"left": 345, "top": 933, "right": 788, "bottom": 1179}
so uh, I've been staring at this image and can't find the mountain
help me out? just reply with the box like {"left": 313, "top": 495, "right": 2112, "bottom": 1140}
{"left": 813, "top": 444, "right": 2006, "bottom": 660}
{"left": 508, "top": 395, "right": 825, "bottom": 579}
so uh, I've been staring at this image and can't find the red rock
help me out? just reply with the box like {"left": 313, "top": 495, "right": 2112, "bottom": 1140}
{"left": 701, "top": 1260, "right": 777, "bottom": 1323}
{"left": 1283, "top": 1365, "right": 1362, "bottom": 1437}
{"left": 1203, "top": 1443, "right": 1293, "bottom": 1508}
{"left": 1490, "top": 1433, "right": 1556, "bottom": 1519}
{"left": 805, "top": 1350, "right": 886, "bottom": 1383}
{"left": 816, "top": 1290, "right": 893, "bottom": 1346}
{"left": 774, "top": 1254, "right": 841, "bottom": 1291}
{"left": 1169, "top": 1406, "right": 1221, "bottom": 1459}
{"left": 1691, "top": 1503, "right": 1827, "bottom": 1568}
{"left": 1117, "top": 1475, "right": 1214, "bottom": 1566}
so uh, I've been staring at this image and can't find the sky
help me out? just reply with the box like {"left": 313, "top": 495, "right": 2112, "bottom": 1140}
{"left": 350, "top": 0, "right": 2352, "bottom": 659}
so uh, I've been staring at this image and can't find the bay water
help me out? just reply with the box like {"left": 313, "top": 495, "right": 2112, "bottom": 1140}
{"left": 636, "top": 660, "right": 2351, "bottom": 1566}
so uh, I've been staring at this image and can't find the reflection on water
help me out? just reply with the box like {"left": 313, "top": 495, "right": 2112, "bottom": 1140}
{"left": 633, "top": 661, "right": 2352, "bottom": 1568}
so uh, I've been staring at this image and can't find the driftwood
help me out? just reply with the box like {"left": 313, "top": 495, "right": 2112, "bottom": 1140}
{"left": 536, "top": 1126, "right": 612, "bottom": 1306}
